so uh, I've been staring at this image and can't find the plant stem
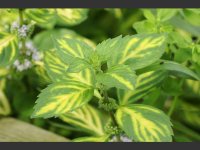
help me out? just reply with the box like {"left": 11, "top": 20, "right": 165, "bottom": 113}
{"left": 101, "top": 86, "right": 121, "bottom": 142}
{"left": 18, "top": 9, "right": 26, "bottom": 54}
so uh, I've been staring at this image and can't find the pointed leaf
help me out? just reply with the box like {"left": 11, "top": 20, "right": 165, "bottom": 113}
{"left": 117, "top": 70, "right": 167, "bottom": 105}
{"left": 97, "top": 64, "right": 137, "bottom": 90}
{"left": 54, "top": 37, "right": 94, "bottom": 64}
{"left": 56, "top": 9, "right": 89, "bottom": 26}
{"left": 60, "top": 104, "right": 106, "bottom": 136}
{"left": 109, "top": 33, "right": 167, "bottom": 70}
{"left": 73, "top": 135, "right": 109, "bottom": 142}
{"left": 32, "top": 81, "right": 94, "bottom": 118}
{"left": 0, "top": 32, "right": 18, "bottom": 66}
{"left": 116, "top": 104, "right": 173, "bottom": 142}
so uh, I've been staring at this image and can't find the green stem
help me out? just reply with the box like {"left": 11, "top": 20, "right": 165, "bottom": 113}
{"left": 18, "top": 9, "right": 26, "bottom": 54}
{"left": 100, "top": 86, "right": 121, "bottom": 142}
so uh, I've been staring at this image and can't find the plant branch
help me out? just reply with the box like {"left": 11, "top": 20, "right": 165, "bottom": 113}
{"left": 18, "top": 9, "right": 26, "bottom": 54}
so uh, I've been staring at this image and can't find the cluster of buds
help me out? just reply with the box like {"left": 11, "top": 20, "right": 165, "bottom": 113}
{"left": 13, "top": 41, "right": 42, "bottom": 72}
{"left": 109, "top": 135, "right": 132, "bottom": 142}
{"left": 11, "top": 21, "right": 35, "bottom": 40}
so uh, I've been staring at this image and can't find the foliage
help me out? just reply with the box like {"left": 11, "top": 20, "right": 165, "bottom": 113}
{"left": 0, "top": 8, "right": 200, "bottom": 142}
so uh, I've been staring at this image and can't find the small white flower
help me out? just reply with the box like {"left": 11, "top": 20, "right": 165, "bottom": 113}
{"left": 13, "top": 60, "right": 20, "bottom": 67}
{"left": 109, "top": 135, "right": 132, "bottom": 142}
{"left": 32, "top": 51, "right": 41, "bottom": 61}
{"left": 18, "top": 25, "right": 28, "bottom": 38}
{"left": 24, "top": 59, "right": 32, "bottom": 69}
{"left": 11, "top": 21, "right": 19, "bottom": 31}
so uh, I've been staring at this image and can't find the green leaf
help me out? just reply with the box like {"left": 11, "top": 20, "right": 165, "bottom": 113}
{"left": 109, "top": 33, "right": 167, "bottom": 70}
{"left": 44, "top": 50, "right": 68, "bottom": 82}
{"left": 97, "top": 64, "right": 137, "bottom": 90}
{"left": 117, "top": 70, "right": 167, "bottom": 105}
{"left": 116, "top": 104, "right": 173, "bottom": 142}
{"left": 25, "top": 9, "right": 56, "bottom": 29}
{"left": 33, "top": 29, "right": 95, "bottom": 52}
{"left": 56, "top": 9, "right": 89, "bottom": 26}
{"left": 170, "top": 16, "right": 200, "bottom": 37}
{"left": 157, "top": 9, "right": 178, "bottom": 22}
{"left": 73, "top": 135, "right": 109, "bottom": 142}
{"left": 183, "top": 9, "right": 200, "bottom": 26}
{"left": 133, "top": 20, "right": 156, "bottom": 34}
{"left": 66, "top": 57, "right": 92, "bottom": 73}
{"left": 0, "top": 32, "right": 18, "bottom": 66}
{"left": 139, "top": 60, "right": 200, "bottom": 81}
{"left": 31, "top": 81, "right": 94, "bottom": 118}
{"left": 96, "top": 35, "right": 122, "bottom": 62}
{"left": 54, "top": 37, "right": 94, "bottom": 64}
{"left": 142, "top": 9, "right": 156, "bottom": 22}
{"left": 44, "top": 50, "right": 96, "bottom": 86}
{"left": 60, "top": 104, "right": 106, "bottom": 136}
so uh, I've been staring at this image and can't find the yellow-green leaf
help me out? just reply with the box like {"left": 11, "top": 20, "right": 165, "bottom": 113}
{"left": 117, "top": 70, "right": 167, "bottom": 105}
{"left": 109, "top": 33, "right": 167, "bottom": 70}
{"left": 54, "top": 36, "right": 94, "bottom": 64}
{"left": 60, "top": 104, "right": 106, "bottom": 136}
{"left": 73, "top": 135, "right": 109, "bottom": 142}
{"left": 32, "top": 81, "right": 94, "bottom": 118}
{"left": 116, "top": 104, "right": 173, "bottom": 142}
{"left": 25, "top": 9, "right": 56, "bottom": 28}
{"left": 56, "top": 9, "right": 89, "bottom": 26}
{"left": 44, "top": 50, "right": 68, "bottom": 82}
{"left": 0, "top": 32, "right": 18, "bottom": 66}
{"left": 97, "top": 64, "right": 137, "bottom": 90}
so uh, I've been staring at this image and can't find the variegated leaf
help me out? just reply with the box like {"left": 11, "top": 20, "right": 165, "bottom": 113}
{"left": 96, "top": 64, "right": 137, "bottom": 90}
{"left": 109, "top": 34, "right": 167, "bottom": 70}
{"left": 60, "top": 104, "right": 106, "bottom": 136}
{"left": 73, "top": 135, "right": 109, "bottom": 142}
{"left": 44, "top": 50, "right": 68, "bottom": 82}
{"left": 116, "top": 104, "right": 173, "bottom": 142}
{"left": 0, "top": 32, "right": 18, "bottom": 66}
{"left": 31, "top": 81, "right": 94, "bottom": 118}
{"left": 96, "top": 35, "right": 122, "bottom": 62}
{"left": 56, "top": 9, "right": 89, "bottom": 26}
{"left": 44, "top": 50, "right": 95, "bottom": 86}
{"left": 25, "top": 9, "right": 56, "bottom": 28}
{"left": 54, "top": 37, "right": 94, "bottom": 64}
{"left": 117, "top": 70, "right": 167, "bottom": 105}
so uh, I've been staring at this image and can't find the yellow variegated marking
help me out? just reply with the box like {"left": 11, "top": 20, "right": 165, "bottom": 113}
{"left": 60, "top": 105, "right": 105, "bottom": 136}
{"left": 116, "top": 104, "right": 173, "bottom": 142}
{"left": 120, "top": 36, "right": 165, "bottom": 64}
{"left": 35, "top": 102, "right": 58, "bottom": 116}
{"left": 110, "top": 74, "right": 134, "bottom": 90}
{"left": 58, "top": 39, "right": 84, "bottom": 57}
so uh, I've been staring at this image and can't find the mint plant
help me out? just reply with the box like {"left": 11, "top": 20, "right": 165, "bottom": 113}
{"left": 31, "top": 32, "right": 199, "bottom": 142}
{"left": 0, "top": 8, "right": 200, "bottom": 142}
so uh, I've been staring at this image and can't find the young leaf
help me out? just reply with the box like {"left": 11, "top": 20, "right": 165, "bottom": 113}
{"left": 109, "top": 33, "right": 167, "bottom": 70}
{"left": 96, "top": 35, "right": 122, "bottom": 62}
{"left": 56, "top": 9, "right": 89, "bottom": 26}
{"left": 156, "top": 9, "right": 178, "bottom": 22}
{"left": 117, "top": 70, "right": 167, "bottom": 105}
{"left": 0, "top": 32, "right": 18, "bottom": 66}
{"left": 96, "top": 64, "right": 137, "bottom": 90}
{"left": 60, "top": 104, "right": 106, "bottom": 136}
{"left": 66, "top": 57, "right": 92, "bottom": 73}
{"left": 31, "top": 81, "right": 94, "bottom": 118}
{"left": 116, "top": 104, "right": 173, "bottom": 142}
{"left": 25, "top": 9, "right": 56, "bottom": 29}
{"left": 54, "top": 37, "right": 94, "bottom": 64}
{"left": 73, "top": 135, "right": 109, "bottom": 142}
